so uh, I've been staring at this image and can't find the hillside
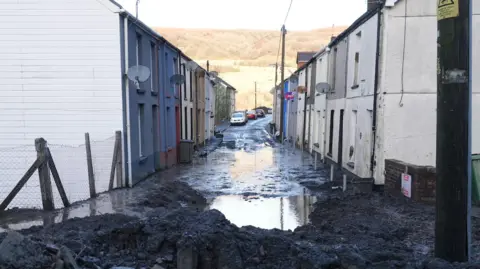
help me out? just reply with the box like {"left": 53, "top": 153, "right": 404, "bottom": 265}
{"left": 156, "top": 27, "right": 347, "bottom": 110}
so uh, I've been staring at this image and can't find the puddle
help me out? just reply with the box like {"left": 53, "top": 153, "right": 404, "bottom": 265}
{"left": 206, "top": 193, "right": 317, "bottom": 230}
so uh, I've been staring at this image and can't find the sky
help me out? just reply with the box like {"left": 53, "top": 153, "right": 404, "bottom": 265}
{"left": 114, "top": 0, "right": 368, "bottom": 31}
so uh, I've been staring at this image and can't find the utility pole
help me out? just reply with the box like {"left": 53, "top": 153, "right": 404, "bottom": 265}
{"left": 255, "top": 81, "right": 257, "bottom": 109}
{"left": 279, "top": 25, "right": 286, "bottom": 142}
{"left": 435, "top": 0, "right": 471, "bottom": 262}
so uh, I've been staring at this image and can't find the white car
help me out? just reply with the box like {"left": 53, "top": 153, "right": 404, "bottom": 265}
{"left": 230, "top": 111, "right": 247, "bottom": 126}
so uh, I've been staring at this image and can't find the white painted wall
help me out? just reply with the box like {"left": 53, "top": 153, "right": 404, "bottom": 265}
{"left": 373, "top": 1, "right": 480, "bottom": 184}
{"left": 325, "top": 98, "right": 346, "bottom": 163}
{"left": 0, "top": 0, "right": 122, "bottom": 209}
{"left": 180, "top": 56, "right": 194, "bottom": 140}
{"left": 296, "top": 70, "right": 306, "bottom": 145}
{"left": 313, "top": 52, "right": 329, "bottom": 158}
{"left": 341, "top": 13, "right": 378, "bottom": 178}
{"left": 204, "top": 78, "right": 215, "bottom": 139}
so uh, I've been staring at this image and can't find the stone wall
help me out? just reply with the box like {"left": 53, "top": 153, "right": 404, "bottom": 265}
{"left": 384, "top": 159, "right": 436, "bottom": 204}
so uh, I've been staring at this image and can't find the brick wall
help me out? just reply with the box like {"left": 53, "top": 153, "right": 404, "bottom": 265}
{"left": 385, "top": 159, "right": 436, "bottom": 204}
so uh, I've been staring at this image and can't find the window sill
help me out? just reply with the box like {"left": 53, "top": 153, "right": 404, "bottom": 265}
{"left": 314, "top": 143, "right": 320, "bottom": 148}
{"left": 139, "top": 156, "right": 147, "bottom": 164}
{"left": 351, "top": 85, "right": 359, "bottom": 90}
{"left": 167, "top": 147, "right": 173, "bottom": 152}
{"left": 166, "top": 96, "right": 172, "bottom": 99}
{"left": 347, "top": 162, "right": 355, "bottom": 169}
{"left": 151, "top": 91, "right": 158, "bottom": 96}
{"left": 327, "top": 152, "right": 332, "bottom": 157}
{"left": 137, "top": 89, "right": 146, "bottom": 94}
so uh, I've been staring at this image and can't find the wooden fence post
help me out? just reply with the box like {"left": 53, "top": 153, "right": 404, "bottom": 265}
{"left": 85, "top": 133, "right": 96, "bottom": 198}
{"left": 35, "top": 138, "right": 54, "bottom": 211}
{"left": 109, "top": 131, "right": 122, "bottom": 190}
{"left": 46, "top": 148, "right": 70, "bottom": 207}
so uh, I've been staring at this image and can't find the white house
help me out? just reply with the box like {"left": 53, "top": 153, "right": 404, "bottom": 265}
{"left": 0, "top": 0, "right": 123, "bottom": 209}
{"left": 312, "top": 49, "right": 330, "bottom": 160}
{"left": 180, "top": 56, "right": 194, "bottom": 141}
{"left": 372, "top": 0, "right": 480, "bottom": 184}
{"left": 342, "top": 9, "right": 379, "bottom": 180}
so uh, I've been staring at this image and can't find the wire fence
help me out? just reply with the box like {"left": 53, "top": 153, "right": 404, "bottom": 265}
{"left": 0, "top": 132, "right": 121, "bottom": 211}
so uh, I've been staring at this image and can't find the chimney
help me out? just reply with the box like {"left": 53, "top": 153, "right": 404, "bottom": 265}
{"left": 330, "top": 36, "right": 337, "bottom": 42}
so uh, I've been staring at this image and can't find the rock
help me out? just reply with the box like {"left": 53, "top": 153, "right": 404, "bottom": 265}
{"left": 137, "top": 252, "right": 147, "bottom": 260}
{"left": 156, "top": 257, "right": 164, "bottom": 264}
{"left": 0, "top": 231, "right": 50, "bottom": 268}
{"left": 259, "top": 245, "right": 266, "bottom": 256}
{"left": 176, "top": 244, "right": 198, "bottom": 269}
{"left": 55, "top": 259, "right": 65, "bottom": 269}
{"left": 162, "top": 254, "right": 174, "bottom": 262}
{"left": 423, "top": 258, "right": 455, "bottom": 269}
{"left": 59, "top": 245, "right": 80, "bottom": 269}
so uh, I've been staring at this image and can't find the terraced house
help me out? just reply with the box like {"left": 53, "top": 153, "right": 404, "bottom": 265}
{"left": 0, "top": 0, "right": 236, "bottom": 209}
{"left": 272, "top": 0, "right": 480, "bottom": 195}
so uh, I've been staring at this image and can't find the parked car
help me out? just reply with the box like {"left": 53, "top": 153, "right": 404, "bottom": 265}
{"left": 267, "top": 108, "right": 273, "bottom": 114}
{"left": 247, "top": 110, "right": 257, "bottom": 120}
{"left": 256, "top": 109, "right": 265, "bottom": 118}
{"left": 230, "top": 111, "right": 247, "bottom": 126}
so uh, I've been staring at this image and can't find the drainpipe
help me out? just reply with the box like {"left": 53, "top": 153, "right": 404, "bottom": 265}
{"left": 178, "top": 51, "right": 183, "bottom": 141}
{"left": 123, "top": 14, "right": 133, "bottom": 187}
{"left": 371, "top": 7, "right": 383, "bottom": 177}
{"left": 195, "top": 70, "right": 199, "bottom": 148}
{"left": 302, "top": 68, "right": 308, "bottom": 151}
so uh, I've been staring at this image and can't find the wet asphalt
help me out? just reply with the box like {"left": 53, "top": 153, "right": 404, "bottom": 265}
{"left": 0, "top": 115, "right": 329, "bottom": 231}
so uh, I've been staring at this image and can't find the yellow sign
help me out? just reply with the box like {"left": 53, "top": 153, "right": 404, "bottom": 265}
{"left": 438, "top": 0, "right": 459, "bottom": 21}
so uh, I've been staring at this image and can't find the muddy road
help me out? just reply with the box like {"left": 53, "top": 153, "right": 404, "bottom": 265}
{"left": 1, "top": 116, "right": 480, "bottom": 268}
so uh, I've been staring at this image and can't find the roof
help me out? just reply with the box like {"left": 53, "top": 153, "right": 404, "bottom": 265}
{"left": 296, "top": 52, "right": 316, "bottom": 63}
{"left": 276, "top": 4, "right": 383, "bottom": 88}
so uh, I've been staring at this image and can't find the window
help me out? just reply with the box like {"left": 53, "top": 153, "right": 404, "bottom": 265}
{"left": 150, "top": 43, "right": 155, "bottom": 91}
{"left": 184, "top": 106, "right": 188, "bottom": 139}
{"left": 152, "top": 105, "right": 159, "bottom": 153}
{"left": 165, "top": 52, "right": 170, "bottom": 97}
{"left": 173, "top": 57, "right": 178, "bottom": 96}
{"left": 353, "top": 52, "right": 360, "bottom": 87}
{"left": 182, "top": 63, "right": 187, "bottom": 99}
{"left": 328, "top": 110, "right": 335, "bottom": 155}
{"left": 332, "top": 48, "right": 338, "bottom": 90}
{"left": 138, "top": 104, "right": 145, "bottom": 157}
{"left": 189, "top": 71, "right": 193, "bottom": 100}
{"left": 166, "top": 107, "right": 171, "bottom": 147}
{"left": 136, "top": 34, "right": 142, "bottom": 66}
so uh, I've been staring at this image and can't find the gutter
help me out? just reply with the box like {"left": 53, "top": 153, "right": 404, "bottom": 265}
{"left": 302, "top": 68, "right": 308, "bottom": 150}
{"left": 178, "top": 52, "right": 183, "bottom": 140}
{"left": 371, "top": 7, "right": 383, "bottom": 176}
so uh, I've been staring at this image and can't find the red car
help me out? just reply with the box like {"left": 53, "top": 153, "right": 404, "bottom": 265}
{"left": 247, "top": 110, "right": 257, "bottom": 120}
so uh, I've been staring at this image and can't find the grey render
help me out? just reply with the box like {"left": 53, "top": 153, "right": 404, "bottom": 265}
{"left": 327, "top": 38, "right": 349, "bottom": 100}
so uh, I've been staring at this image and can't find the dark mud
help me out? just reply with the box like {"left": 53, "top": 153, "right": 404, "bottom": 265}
{"left": 3, "top": 186, "right": 480, "bottom": 268}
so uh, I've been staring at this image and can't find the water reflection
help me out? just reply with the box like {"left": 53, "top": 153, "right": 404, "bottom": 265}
{"left": 207, "top": 191, "right": 317, "bottom": 230}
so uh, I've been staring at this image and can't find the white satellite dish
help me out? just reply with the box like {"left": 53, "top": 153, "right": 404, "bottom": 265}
{"left": 315, "top": 82, "right": 330, "bottom": 93}
{"left": 170, "top": 74, "right": 185, "bottom": 85}
{"left": 186, "top": 61, "right": 198, "bottom": 71}
{"left": 289, "top": 74, "right": 298, "bottom": 84}
{"left": 127, "top": 65, "right": 151, "bottom": 90}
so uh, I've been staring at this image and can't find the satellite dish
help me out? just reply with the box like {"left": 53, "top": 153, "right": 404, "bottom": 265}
{"left": 170, "top": 74, "right": 185, "bottom": 85}
{"left": 186, "top": 61, "right": 198, "bottom": 71}
{"left": 315, "top": 82, "right": 330, "bottom": 93}
{"left": 127, "top": 65, "right": 151, "bottom": 90}
{"left": 289, "top": 74, "right": 298, "bottom": 84}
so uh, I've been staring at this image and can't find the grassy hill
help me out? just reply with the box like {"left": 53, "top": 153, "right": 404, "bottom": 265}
{"left": 156, "top": 27, "right": 347, "bottom": 110}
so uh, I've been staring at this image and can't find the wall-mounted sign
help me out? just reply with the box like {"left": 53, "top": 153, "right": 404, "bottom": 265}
{"left": 285, "top": 92, "right": 294, "bottom": 100}
{"left": 437, "top": 0, "right": 459, "bottom": 21}
{"left": 401, "top": 173, "right": 412, "bottom": 198}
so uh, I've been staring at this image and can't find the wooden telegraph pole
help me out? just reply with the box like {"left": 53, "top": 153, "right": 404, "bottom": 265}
{"left": 279, "top": 25, "right": 286, "bottom": 142}
{"left": 435, "top": 0, "right": 471, "bottom": 262}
